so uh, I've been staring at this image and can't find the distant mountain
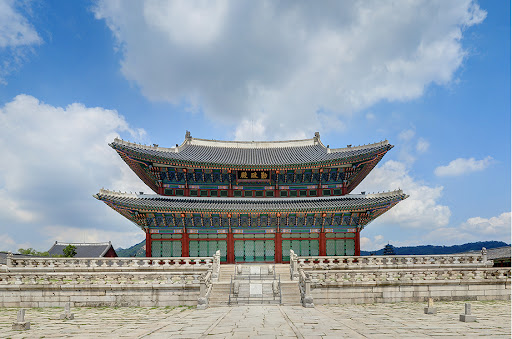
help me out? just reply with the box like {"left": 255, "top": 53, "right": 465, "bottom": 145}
{"left": 116, "top": 240, "right": 146, "bottom": 257}
{"left": 361, "top": 241, "right": 510, "bottom": 256}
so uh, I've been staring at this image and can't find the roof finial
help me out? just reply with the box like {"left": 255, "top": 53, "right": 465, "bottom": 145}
{"left": 314, "top": 132, "right": 320, "bottom": 143}
{"left": 185, "top": 130, "right": 192, "bottom": 141}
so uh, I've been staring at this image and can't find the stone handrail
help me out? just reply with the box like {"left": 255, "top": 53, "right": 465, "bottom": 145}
{"left": 299, "top": 270, "right": 314, "bottom": 308}
{"left": 211, "top": 250, "right": 221, "bottom": 280}
{"left": 306, "top": 267, "right": 511, "bottom": 287}
{"left": 290, "top": 250, "right": 299, "bottom": 280}
{"left": 197, "top": 270, "right": 213, "bottom": 309}
{"left": 0, "top": 271, "right": 205, "bottom": 286}
{"left": 5, "top": 254, "right": 214, "bottom": 271}
{"left": 297, "top": 253, "right": 492, "bottom": 270}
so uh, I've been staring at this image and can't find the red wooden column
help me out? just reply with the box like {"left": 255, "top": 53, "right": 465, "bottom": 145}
{"left": 275, "top": 232, "right": 282, "bottom": 263}
{"left": 355, "top": 230, "right": 361, "bottom": 256}
{"left": 181, "top": 231, "right": 189, "bottom": 257}
{"left": 227, "top": 219, "right": 235, "bottom": 263}
{"left": 145, "top": 230, "right": 152, "bottom": 257}
{"left": 319, "top": 231, "right": 326, "bottom": 256}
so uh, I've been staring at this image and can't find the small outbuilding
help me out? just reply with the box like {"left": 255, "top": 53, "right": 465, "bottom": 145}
{"left": 48, "top": 241, "right": 118, "bottom": 258}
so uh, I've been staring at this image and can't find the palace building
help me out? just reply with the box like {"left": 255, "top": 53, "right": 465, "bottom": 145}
{"left": 95, "top": 132, "right": 407, "bottom": 263}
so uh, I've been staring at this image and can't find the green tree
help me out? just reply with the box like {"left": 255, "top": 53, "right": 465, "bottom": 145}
{"left": 18, "top": 248, "right": 50, "bottom": 256}
{"left": 63, "top": 245, "right": 77, "bottom": 257}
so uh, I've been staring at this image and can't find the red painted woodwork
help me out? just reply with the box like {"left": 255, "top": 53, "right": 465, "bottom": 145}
{"left": 145, "top": 231, "right": 151, "bottom": 257}
{"left": 355, "top": 230, "right": 360, "bottom": 256}
{"left": 319, "top": 231, "right": 326, "bottom": 256}
{"left": 103, "top": 247, "right": 118, "bottom": 257}
{"left": 182, "top": 232, "right": 189, "bottom": 257}
{"left": 227, "top": 231, "right": 235, "bottom": 263}
{"left": 275, "top": 232, "right": 282, "bottom": 263}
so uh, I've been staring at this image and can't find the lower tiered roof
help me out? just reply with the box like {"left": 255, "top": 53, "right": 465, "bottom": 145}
{"left": 94, "top": 189, "right": 408, "bottom": 230}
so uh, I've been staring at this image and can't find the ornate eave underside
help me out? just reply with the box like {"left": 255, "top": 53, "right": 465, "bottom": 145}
{"left": 95, "top": 189, "right": 408, "bottom": 231}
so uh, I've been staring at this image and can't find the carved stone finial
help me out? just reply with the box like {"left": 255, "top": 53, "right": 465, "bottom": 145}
{"left": 314, "top": 132, "right": 320, "bottom": 142}
{"left": 185, "top": 130, "right": 192, "bottom": 140}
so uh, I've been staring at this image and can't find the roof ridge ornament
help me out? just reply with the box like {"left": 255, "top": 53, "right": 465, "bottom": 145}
{"left": 185, "top": 130, "right": 192, "bottom": 141}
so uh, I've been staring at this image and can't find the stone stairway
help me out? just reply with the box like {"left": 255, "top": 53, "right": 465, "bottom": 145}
{"left": 208, "top": 264, "right": 301, "bottom": 307}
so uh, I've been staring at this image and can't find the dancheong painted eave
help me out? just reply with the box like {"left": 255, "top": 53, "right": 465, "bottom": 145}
{"left": 110, "top": 131, "right": 393, "bottom": 169}
{"left": 94, "top": 188, "right": 408, "bottom": 228}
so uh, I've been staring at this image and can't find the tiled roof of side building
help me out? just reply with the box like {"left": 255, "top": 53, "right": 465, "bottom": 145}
{"left": 48, "top": 242, "right": 116, "bottom": 258}
{"left": 95, "top": 189, "right": 408, "bottom": 213}
{"left": 110, "top": 132, "right": 392, "bottom": 167}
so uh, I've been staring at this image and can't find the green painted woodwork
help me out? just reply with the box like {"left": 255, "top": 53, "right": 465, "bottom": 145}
{"left": 282, "top": 239, "right": 319, "bottom": 261}
{"left": 234, "top": 240, "right": 275, "bottom": 262}
{"left": 151, "top": 240, "right": 182, "bottom": 257}
{"left": 189, "top": 240, "right": 227, "bottom": 261}
{"left": 326, "top": 239, "right": 355, "bottom": 256}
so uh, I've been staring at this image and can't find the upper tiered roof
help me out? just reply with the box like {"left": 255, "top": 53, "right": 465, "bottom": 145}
{"left": 111, "top": 131, "right": 392, "bottom": 168}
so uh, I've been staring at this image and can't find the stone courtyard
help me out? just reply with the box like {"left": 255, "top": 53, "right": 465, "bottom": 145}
{"left": 1, "top": 300, "right": 510, "bottom": 338}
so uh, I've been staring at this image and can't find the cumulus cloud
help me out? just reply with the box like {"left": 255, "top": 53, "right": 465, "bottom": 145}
{"left": 94, "top": 0, "right": 486, "bottom": 139}
{"left": 434, "top": 156, "right": 493, "bottom": 177}
{"left": 425, "top": 212, "right": 511, "bottom": 244}
{"left": 0, "top": 95, "right": 148, "bottom": 252}
{"left": 358, "top": 160, "right": 451, "bottom": 229}
{"left": 0, "top": 0, "right": 42, "bottom": 83}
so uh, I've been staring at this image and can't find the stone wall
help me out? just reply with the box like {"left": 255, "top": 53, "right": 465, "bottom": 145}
{"left": 307, "top": 268, "right": 510, "bottom": 304}
{"left": 0, "top": 254, "right": 221, "bottom": 307}
{"left": 292, "top": 250, "right": 511, "bottom": 306}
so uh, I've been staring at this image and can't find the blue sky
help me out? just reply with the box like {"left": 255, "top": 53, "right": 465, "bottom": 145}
{"left": 0, "top": 0, "right": 509, "bottom": 252}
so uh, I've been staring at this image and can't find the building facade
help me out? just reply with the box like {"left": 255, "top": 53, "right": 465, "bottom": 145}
{"left": 95, "top": 132, "right": 407, "bottom": 263}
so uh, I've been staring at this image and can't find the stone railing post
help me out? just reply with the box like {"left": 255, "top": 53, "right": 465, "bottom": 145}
{"left": 212, "top": 250, "right": 220, "bottom": 280}
{"left": 197, "top": 271, "right": 211, "bottom": 310}
{"left": 6, "top": 251, "right": 12, "bottom": 267}
{"left": 481, "top": 247, "right": 491, "bottom": 266}
{"left": 290, "top": 250, "right": 299, "bottom": 280}
{"left": 302, "top": 271, "right": 314, "bottom": 308}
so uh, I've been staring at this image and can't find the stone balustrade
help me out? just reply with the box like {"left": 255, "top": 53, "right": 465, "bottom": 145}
{"left": 4, "top": 254, "right": 214, "bottom": 272}
{"left": 296, "top": 253, "right": 492, "bottom": 270}
{"left": 0, "top": 271, "right": 205, "bottom": 286}
{"left": 305, "top": 267, "right": 511, "bottom": 286}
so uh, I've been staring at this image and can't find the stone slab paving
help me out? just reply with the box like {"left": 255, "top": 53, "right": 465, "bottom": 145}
{"left": 0, "top": 300, "right": 509, "bottom": 338}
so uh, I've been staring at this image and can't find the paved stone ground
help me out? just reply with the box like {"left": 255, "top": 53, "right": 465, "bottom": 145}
{"left": 0, "top": 300, "right": 509, "bottom": 338}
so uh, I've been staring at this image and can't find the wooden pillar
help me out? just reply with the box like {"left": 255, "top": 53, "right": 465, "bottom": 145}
{"left": 145, "top": 230, "right": 151, "bottom": 257}
{"left": 355, "top": 230, "right": 361, "bottom": 256}
{"left": 275, "top": 232, "right": 282, "bottom": 263}
{"left": 182, "top": 231, "right": 189, "bottom": 257}
{"left": 227, "top": 230, "right": 235, "bottom": 263}
{"left": 319, "top": 231, "right": 326, "bottom": 256}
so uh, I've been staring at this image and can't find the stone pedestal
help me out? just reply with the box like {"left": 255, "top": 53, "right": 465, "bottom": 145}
{"left": 12, "top": 322, "right": 30, "bottom": 330}
{"left": 460, "top": 303, "right": 477, "bottom": 322}
{"left": 12, "top": 309, "right": 30, "bottom": 330}
{"left": 459, "top": 314, "right": 477, "bottom": 322}
{"left": 424, "top": 307, "right": 437, "bottom": 314}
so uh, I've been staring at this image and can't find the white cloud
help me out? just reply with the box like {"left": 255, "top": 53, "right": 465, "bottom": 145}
{"left": 358, "top": 160, "right": 451, "bottom": 229}
{"left": 434, "top": 156, "right": 493, "bottom": 177}
{"left": 425, "top": 212, "right": 511, "bottom": 244}
{"left": 94, "top": 1, "right": 486, "bottom": 139}
{"left": 0, "top": 0, "right": 42, "bottom": 83}
{"left": 416, "top": 138, "right": 430, "bottom": 153}
{"left": 0, "top": 95, "right": 148, "bottom": 252}
{"left": 398, "top": 129, "right": 415, "bottom": 142}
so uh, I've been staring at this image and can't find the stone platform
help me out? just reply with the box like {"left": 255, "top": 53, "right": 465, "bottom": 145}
{"left": 1, "top": 300, "right": 510, "bottom": 338}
